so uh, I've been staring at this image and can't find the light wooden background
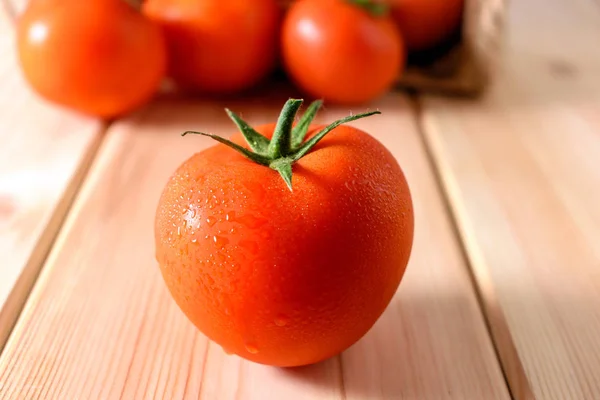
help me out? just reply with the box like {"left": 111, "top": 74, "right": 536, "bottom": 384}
{"left": 1, "top": 0, "right": 600, "bottom": 399}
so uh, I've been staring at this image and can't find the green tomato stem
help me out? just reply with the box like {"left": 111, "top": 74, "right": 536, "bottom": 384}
{"left": 182, "top": 99, "right": 381, "bottom": 191}
{"left": 268, "top": 99, "right": 304, "bottom": 159}
{"left": 226, "top": 108, "right": 270, "bottom": 154}
{"left": 345, "top": 0, "right": 390, "bottom": 17}
{"left": 292, "top": 100, "right": 323, "bottom": 148}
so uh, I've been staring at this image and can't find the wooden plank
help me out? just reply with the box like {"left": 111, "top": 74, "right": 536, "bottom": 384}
{"left": 0, "top": 1, "right": 103, "bottom": 347}
{"left": 0, "top": 94, "right": 509, "bottom": 399}
{"left": 420, "top": 0, "right": 600, "bottom": 398}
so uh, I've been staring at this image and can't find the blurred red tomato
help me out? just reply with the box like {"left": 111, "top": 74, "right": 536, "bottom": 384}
{"left": 391, "top": 0, "right": 464, "bottom": 51}
{"left": 17, "top": 0, "right": 166, "bottom": 118}
{"left": 142, "top": 0, "right": 281, "bottom": 94}
{"left": 281, "top": 0, "right": 404, "bottom": 105}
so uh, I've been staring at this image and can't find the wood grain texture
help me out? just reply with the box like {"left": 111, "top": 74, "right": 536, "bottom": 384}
{"left": 0, "top": 1, "right": 103, "bottom": 348}
{"left": 0, "top": 94, "right": 509, "bottom": 399}
{"left": 421, "top": 0, "right": 600, "bottom": 398}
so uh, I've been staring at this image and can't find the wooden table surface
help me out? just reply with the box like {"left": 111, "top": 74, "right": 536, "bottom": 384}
{"left": 1, "top": 0, "right": 599, "bottom": 399}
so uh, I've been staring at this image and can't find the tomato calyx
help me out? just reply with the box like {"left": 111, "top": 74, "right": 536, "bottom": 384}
{"left": 182, "top": 99, "right": 381, "bottom": 191}
{"left": 345, "top": 0, "right": 390, "bottom": 17}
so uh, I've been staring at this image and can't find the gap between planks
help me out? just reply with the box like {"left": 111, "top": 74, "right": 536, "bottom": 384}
{"left": 0, "top": 0, "right": 111, "bottom": 352}
{"left": 416, "top": 0, "right": 600, "bottom": 398}
{"left": 412, "top": 95, "right": 533, "bottom": 400}
{"left": 0, "top": 128, "right": 108, "bottom": 353}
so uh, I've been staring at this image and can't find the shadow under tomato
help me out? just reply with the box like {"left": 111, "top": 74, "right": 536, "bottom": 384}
{"left": 276, "top": 357, "right": 344, "bottom": 397}
{"left": 274, "top": 291, "right": 509, "bottom": 399}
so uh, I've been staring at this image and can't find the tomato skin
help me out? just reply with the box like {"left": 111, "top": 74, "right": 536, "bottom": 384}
{"left": 155, "top": 124, "right": 414, "bottom": 367}
{"left": 281, "top": 0, "right": 404, "bottom": 105}
{"left": 142, "top": 0, "right": 281, "bottom": 94}
{"left": 16, "top": 0, "right": 166, "bottom": 118}
{"left": 391, "top": 0, "right": 464, "bottom": 51}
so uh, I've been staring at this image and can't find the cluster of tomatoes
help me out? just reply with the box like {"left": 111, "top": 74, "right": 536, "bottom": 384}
{"left": 17, "top": 0, "right": 463, "bottom": 118}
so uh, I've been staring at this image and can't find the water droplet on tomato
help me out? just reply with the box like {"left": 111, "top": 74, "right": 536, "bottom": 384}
{"left": 213, "top": 235, "right": 229, "bottom": 247}
{"left": 225, "top": 211, "right": 236, "bottom": 221}
{"left": 176, "top": 226, "right": 181, "bottom": 236}
{"left": 274, "top": 315, "right": 289, "bottom": 327}
{"left": 245, "top": 343, "right": 259, "bottom": 354}
{"left": 191, "top": 238, "right": 197, "bottom": 243}
{"left": 206, "top": 216, "right": 217, "bottom": 227}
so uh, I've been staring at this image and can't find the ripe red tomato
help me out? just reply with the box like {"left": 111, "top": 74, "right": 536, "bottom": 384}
{"left": 155, "top": 100, "right": 414, "bottom": 366}
{"left": 142, "top": 0, "right": 281, "bottom": 94}
{"left": 391, "top": 0, "right": 464, "bottom": 51}
{"left": 16, "top": 0, "right": 166, "bottom": 118}
{"left": 281, "top": 0, "right": 404, "bottom": 105}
